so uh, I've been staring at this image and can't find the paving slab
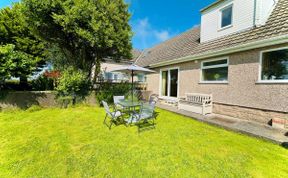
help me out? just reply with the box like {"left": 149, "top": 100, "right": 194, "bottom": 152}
{"left": 157, "top": 103, "right": 288, "bottom": 145}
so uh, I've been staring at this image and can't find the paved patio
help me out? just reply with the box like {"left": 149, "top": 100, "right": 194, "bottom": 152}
{"left": 157, "top": 103, "right": 288, "bottom": 146}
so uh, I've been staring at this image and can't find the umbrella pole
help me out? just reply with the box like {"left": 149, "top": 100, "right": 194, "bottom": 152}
{"left": 131, "top": 70, "right": 134, "bottom": 102}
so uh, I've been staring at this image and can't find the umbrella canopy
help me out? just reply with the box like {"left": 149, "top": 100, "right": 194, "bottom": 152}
{"left": 109, "top": 64, "right": 155, "bottom": 74}
{"left": 109, "top": 64, "right": 155, "bottom": 102}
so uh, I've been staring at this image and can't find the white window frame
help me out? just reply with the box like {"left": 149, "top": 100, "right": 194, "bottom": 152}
{"left": 258, "top": 47, "right": 288, "bottom": 84}
{"left": 219, "top": 3, "right": 233, "bottom": 30}
{"left": 200, "top": 57, "right": 229, "bottom": 84}
{"left": 159, "top": 67, "right": 180, "bottom": 99}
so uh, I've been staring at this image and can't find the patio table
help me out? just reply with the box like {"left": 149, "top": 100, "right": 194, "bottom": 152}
{"left": 117, "top": 100, "right": 142, "bottom": 113}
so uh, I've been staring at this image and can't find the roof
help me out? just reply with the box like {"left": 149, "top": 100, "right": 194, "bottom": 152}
{"left": 135, "top": 0, "right": 288, "bottom": 68}
{"left": 103, "top": 49, "right": 142, "bottom": 64}
{"left": 201, "top": 0, "right": 225, "bottom": 13}
{"left": 130, "top": 49, "right": 142, "bottom": 62}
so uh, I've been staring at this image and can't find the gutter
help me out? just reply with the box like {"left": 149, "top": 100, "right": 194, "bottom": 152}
{"left": 149, "top": 34, "right": 288, "bottom": 68}
{"left": 201, "top": 0, "right": 225, "bottom": 13}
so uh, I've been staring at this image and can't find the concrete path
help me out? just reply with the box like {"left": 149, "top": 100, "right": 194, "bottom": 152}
{"left": 157, "top": 103, "right": 288, "bottom": 146}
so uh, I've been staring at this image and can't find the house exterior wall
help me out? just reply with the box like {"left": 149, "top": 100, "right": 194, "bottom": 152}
{"left": 200, "top": 0, "right": 277, "bottom": 42}
{"left": 256, "top": 0, "right": 277, "bottom": 26}
{"left": 99, "top": 62, "right": 129, "bottom": 82}
{"left": 201, "top": 0, "right": 255, "bottom": 43}
{"left": 146, "top": 44, "right": 288, "bottom": 123}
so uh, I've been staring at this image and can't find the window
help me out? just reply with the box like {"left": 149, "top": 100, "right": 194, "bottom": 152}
{"left": 201, "top": 59, "right": 228, "bottom": 82}
{"left": 104, "top": 72, "right": 113, "bottom": 80}
{"left": 113, "top": 74, "right": 118, "bottom": 81}
{"left": 161, "top": 68, "right": 178, "bottom": 97}
{"left": 260, "top": 48, "right": 288, "bottom": 82}
{"left": 220, "top": 5, "right": 233, "bottom": 28}
{"left": 137, "top": 74, "right": 146, "bottom": 83}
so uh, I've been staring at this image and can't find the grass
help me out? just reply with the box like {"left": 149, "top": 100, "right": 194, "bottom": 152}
{"left": 0, "top": 105, "right": 287, "bottom": 177}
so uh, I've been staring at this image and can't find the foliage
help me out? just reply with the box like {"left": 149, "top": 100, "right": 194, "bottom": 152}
{"left": 95, "top": 82, "right": 131, "bottom": 105}
{"left": 0, "top": 106, "right": 288, "bottom": 177}
{"left": 1, "top": 79, "right": 33, "bottom": 91}
{"left": 0, "top": 90, "right": 9, "bottom": 101}
{"left": 0, "top": 3, "right": 47, "bottom": 86}
{"left": 56, "top": 95, "right": 74, "bottom": 108}
{"left": 23, "top": 0, "right": 133, "bottom": 78}
{"left": 31, "top": 75, "right": 54, "bottom": 91}
{"left": 46, "top": 45, "right": 70, "bottom": 71}
{"left": 56, "top": 67, "right": 91, "bottom": 103}
{"left": 43, "top": 70, "right": 61, "bottom": 80}
{"left": 25, "top": 105, "right": 42, "bottom": 112}
{"left": 0, "top": 44, "right": 35, "bottom": 81}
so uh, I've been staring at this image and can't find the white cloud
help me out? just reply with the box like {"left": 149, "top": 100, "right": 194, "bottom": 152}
{"left": 155, "top": 30, "right": 170, "bottom": 42}
{"left": 132, "top": 18, "right": 172, "bottom": 49}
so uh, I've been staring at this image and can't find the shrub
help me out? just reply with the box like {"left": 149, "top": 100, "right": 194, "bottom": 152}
{"left": 2, "top": 80, "right": 32, "bottom": 91}
{"left": 56, "top": 67, "right": 91, "bottom": 105}
{"left": 0, "top": 90, "right": 9, "bottom": 101}
{"left": 95, "top": 82, "right": 131, "bottom": 105}
{"left": 31, "top": 75, "right": 54, "bottom": 91}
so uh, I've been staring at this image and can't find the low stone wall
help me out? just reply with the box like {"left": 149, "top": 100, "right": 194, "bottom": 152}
{"left": 0, "top": 90, "right": 152, "bottom": 110}
{"left": 0, "top": 91, "right": 97, "bottom": 109}
{"left": 213, "top": 103, "right": 288, "bottom": 125}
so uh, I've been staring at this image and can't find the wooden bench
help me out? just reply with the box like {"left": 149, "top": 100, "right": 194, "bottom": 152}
{"left": 178, "top": 93, "right": 212, "bottom": 115}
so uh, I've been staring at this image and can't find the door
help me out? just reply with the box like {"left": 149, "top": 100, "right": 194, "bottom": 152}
{"left": 169, "top": 69, "right": 178, "bottom": 97}
{"left": 161, "top": 69, "right": 178, "bottom": 98}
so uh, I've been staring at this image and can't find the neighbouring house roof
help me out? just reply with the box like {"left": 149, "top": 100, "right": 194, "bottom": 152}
{"left": 103, "top": 49, "right": 142, "bottom": 64}
{"left": 130, "top": 49, "right": 142, "bottom": 62}
{"left": 135, "top": 0, "right": 288, "bottom": 68}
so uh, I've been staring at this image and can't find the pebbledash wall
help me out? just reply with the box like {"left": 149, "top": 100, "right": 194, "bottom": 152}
{"left": 146, "top": 44, "right": 288, "bottom": 124}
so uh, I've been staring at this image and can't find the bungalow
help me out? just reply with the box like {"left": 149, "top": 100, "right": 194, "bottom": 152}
{"left": 97, "top": 49, "right": 144, "bottom": 83}
{"left": 135, "top": 0, "right": 288, "bottom": 124}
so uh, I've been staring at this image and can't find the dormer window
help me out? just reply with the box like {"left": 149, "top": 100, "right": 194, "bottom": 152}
{"left": 220, "top": 4, "right": 233, "bottom": 29}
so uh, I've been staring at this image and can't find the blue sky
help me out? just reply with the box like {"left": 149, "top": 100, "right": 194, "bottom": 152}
{"left": 1, "top": 0, "right": 215, "bottom": 50}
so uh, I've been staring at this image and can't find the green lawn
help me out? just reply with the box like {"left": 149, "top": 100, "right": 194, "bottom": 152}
{"left": 0, "top": 106, "right": 287, "bottom": 177}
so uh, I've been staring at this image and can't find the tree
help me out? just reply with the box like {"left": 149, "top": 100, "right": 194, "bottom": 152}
{"left": 0, "top": 3, "right": 47, "bottom": 88}
{"left": 0, "top": 44, "right": 37, "bottom": 88}
{"left": 23, "top": 0, "right": 133, "bottom": 82}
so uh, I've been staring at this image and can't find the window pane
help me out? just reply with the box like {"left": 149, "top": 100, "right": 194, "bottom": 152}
{"left": 161, "top": 71, "right": 168, "bottom": 96}
{"left": 261, "top": 49, "right": 288, "bottom": 80}
{"left": 203, "top": 59, "right": 227, "bottom": 67}
{"left": 221, "top": 6, "right": 232, "bottom": 28}
{"left": 104, "top": 72, "right": 113, "bottom": 80}
{"left": 137, "top": 74, "right": 145, "bottom": 82}
{"left": 203, "top": 67, "right": 228, "bottom": 81}
{"left": 114, "top": 74, "right": 118, "bottom": 81}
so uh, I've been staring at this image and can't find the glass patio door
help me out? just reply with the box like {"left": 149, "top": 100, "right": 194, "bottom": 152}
{"left": 161, "top": 69, "right": 178, "bottom": 98}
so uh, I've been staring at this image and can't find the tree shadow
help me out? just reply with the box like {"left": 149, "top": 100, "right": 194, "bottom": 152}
{"left": 281, "top": 142, "right": 288, "bottom": 149}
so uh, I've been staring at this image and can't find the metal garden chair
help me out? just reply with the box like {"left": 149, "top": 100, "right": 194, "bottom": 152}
{"left": 148, "top": 94, "right": 159, "bottom": 105}
{"left": 125, "top": 102, "right": 156, "bottom": 131}
{"left": 102, "top": 101, "right": 123, "bottom": 130}
{"left": 113, "top": 96, "right": 125, "bottom": 110}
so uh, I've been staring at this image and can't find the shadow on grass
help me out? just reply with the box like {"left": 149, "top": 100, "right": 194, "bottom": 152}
{"left": 103, "top": 110, "right": 160, "bottom": 133}
{"left": 137, "top": 122, "right": 156, "bottom": 133}
{"left": 281, "top": 142, "right": 288, "bottom": 149}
